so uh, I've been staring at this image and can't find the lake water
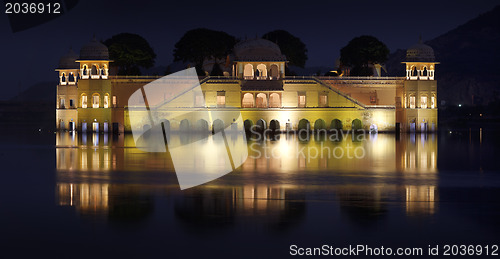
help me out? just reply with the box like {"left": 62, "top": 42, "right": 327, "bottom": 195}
{"left": 0, "top": 129, "right": 499, "bottom": 258}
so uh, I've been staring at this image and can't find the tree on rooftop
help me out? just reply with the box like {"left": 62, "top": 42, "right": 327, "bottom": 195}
{"left": 104, "top": 33, "right": 156, "bottom": 75}
{"left": 262, "top": 30, "right": 308, "bottom": 68}
{"left": 173, "top": 28, "right": 236, "bottom": 75}
{"left": 340, "top": 35, "right": 389, "bottom": 76}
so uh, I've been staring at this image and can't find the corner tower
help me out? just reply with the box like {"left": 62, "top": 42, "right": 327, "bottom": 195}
{"left": 397, "top": 38, "right": 439, "bottom": 132}
{"left": 56, "top": 48, "right": 79, "bottom": 131}
{"left": 75, "top": 36, "right": 112, "bottom": 132}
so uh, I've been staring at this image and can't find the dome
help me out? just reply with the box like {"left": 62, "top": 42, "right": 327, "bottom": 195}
{"left": 58, "top": 48, "right": 79, "bottom": 69}
{"left": 79, "top": 37, "right": 109, "bottom": 60}
{"left": 406, "top": 39, "right": 435, "bottom": 62}
{"left": 234, "top": 38, "right": 286, "bottom": 61}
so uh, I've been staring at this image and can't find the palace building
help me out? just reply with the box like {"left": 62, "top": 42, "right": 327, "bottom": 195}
{"left": 56, "top": 37, "right": 438, "bottom": 133}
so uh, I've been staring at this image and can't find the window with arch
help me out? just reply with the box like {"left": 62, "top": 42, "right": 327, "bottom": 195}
{"left": 61, "top": 73, "right": 66, "bottom": 83}
{"left": 91, "top": 65, "right": 98, "bottom": 75}
{"left": 422, "top": 66, "right": 428, "bottom": 76}
{"left": 242, "top": 93, "right": 254, "bottom": 108}
{"left": 92, "top": 94, "right": 100, "bottom": 108}
{"left": 68, "top": 72, "right": 75, "bottom": 82}
{"left": 243, "top": 64, "right": 254, "bottom": 80}
{"left": 256, "top": 64, "right": 267, "bottom": 80}
{"left": 270, "top": 64, "right": 279, "bottom": 79}
{"left": 269, "top": 93, "right": 280, "bottom": 108}
{"left": 256, "top": 93, "right": 268, "bottom": 108}
{"left": 409, "top": 95, "right": 416, "bottom": 109}
{"left": 104, "top": 94, "right": 110, "bottom": 108}
{"left": 411, "top": 66, "right": 418, "bottom": 77}
{"left": 82, "top": 65, "right": 88, "bottom": 75}
{"left": 421, "top": 96, "right": 428, "bottom": 109}
{"left": 81, "top": 94, "right": 88, "bottom": 108}
{"left": 431, "top": 95, "right": 436, "bottom": 109}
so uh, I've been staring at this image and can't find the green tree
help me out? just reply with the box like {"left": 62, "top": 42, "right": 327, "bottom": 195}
{"left": 340, "top": 35, "right": 389, "bottom": 76}
{"left": 173, "top": 28, "right": 236, "bottom": 75}
{"left": 104, "top": 33, "right": 156, "bottom": 75}
{"left": 262, "top": 30, "right": 308, "bottom": 68}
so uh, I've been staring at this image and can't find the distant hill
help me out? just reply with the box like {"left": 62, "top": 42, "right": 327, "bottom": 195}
{"left": 386, "top": 5, "right": 500, "bottom": 106}
{"left": 10, "top": 81, "right": 55, "bottom": 104}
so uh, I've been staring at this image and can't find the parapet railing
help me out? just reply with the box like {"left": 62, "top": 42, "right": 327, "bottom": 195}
{"left": 109, "top": 75, "right": 163, "bottom": 79}
{"left": 315, "top": 76, "right": 403, "bottom": 80}
{"left": 109, "top": 75, "right": 404, "bottom": 81}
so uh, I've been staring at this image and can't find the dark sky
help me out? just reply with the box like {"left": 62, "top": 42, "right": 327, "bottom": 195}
{"left": 1, "top": 0, "right": 498, "bottom": 99}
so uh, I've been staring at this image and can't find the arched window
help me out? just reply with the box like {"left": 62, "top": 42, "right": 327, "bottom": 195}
{"left": 269, "top": 93, "right": 280, "bottom": 108}
{"left": 81, "top": 94, "right": 88, "bottom": 108}
{"left": 83, "top": 65, "right": 88, "bottom": 75}
{"left": 421, "top": 95, "right": 428, "bottom": 109}
{"left": 61, "top": 73, "right": 66, "bottom": 83}
{"left": 411, "top": 66, "right": 418, "bottom": 76}
{"left": 242, "top": 93, "right": 254, "bottom": 108}
{"left": 91, "top": 65, "right": 98, "bottom": 75}
{"left": 104, "top": 94, "right": 109, "bottom": 108}
{"left": 68, "top": 73, "right": 75, "bottom": 82}
{"left": 422, "top": 66, "right": 428, "bottom": 76}
{"left": 256, "top": 64, "right": 267, "bottom": 80}
{"left": 244, "top": 64, "right": 254, "bottom": 80}
{"left": 409, "top": 95, "right": 416, "bottom": 109}
{"left": 101, "top": 64, "right": 108, "bottom": 78}
{"left": 270, "top": 64, "right": 279, "bottom": 79}
{"left": 256, "top": 93, "right": 268, "bottom": 108}
{"left": 431, "top": 95, "right": 436, "bottom": 109}
{"left": 92, "top": 94, "right": 100, "bottom": 108}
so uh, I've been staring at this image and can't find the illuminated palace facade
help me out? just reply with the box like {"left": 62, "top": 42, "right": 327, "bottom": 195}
{"left": 56, "top": 37, "right": 438, "bottom": 133}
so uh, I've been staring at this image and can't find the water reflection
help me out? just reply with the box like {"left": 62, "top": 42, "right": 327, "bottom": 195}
{"left": 56, "top": 132, "right": 439, "bottom": 228}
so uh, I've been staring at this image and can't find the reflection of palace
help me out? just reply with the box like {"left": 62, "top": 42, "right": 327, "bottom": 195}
{"left": 56, "top": 132, "right": 438, "bottom": 220}
{"left": 56, "top": 37, "right": 438, "bottom": 133}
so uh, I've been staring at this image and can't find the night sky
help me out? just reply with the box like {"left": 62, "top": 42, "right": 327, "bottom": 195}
{"left": 1, "top": 0, "right": 498, "bottom": 99}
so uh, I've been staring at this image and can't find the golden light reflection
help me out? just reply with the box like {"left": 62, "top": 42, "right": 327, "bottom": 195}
{"left": 57, "top": 183, "right": 109, "bottom": 214}
{"left": 405, "top": 185, "right": 437, "bottom": 215}
{"left": 56, "top": 132, "right": 439, "bottom": 217}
